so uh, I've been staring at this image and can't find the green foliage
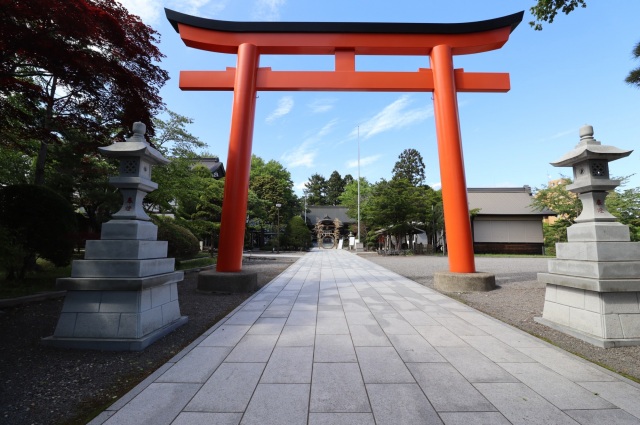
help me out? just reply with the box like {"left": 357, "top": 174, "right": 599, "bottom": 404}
{"left": 606, "top": 187, "right": 640, "bottom": 241}
{"left": 326, "top": 171, "right": 346, "bottom": 206}
{"left": 285, "top": 216, "right": 311, "bottom": 250}
{"left": 529, "top": 0, "right": 587, "bottom": 30}
{"left": 392, "top": 148, "right": 426, "bottom": 186}
{"left": 304, "top": 173, "right": 328, "bottom": 205}
{"left": 0, "top": 184, "right": 76, "bottom": 279}
{"left": 153, "top": 217, "right": 200, "bottom": 259}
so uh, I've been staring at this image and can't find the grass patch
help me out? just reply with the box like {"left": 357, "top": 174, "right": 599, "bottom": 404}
{"left": 1, "top": 254, "right": 216, "bottom": 299}
{"left": 0, "top": 259, "right": 70, "bottom": 299}
{"left": 176, "top": 257, "right": 216, "bottom": 270}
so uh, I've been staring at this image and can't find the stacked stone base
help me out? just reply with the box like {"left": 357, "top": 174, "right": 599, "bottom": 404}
{"left": 43, "top": 220, "right": 187, "bottom": 351}
{"left": 538, "top": 240, "right": 640, "bottom": 348}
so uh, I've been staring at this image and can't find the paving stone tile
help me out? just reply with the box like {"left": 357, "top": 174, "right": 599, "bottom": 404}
{"left": 172, "top": 412, "right": 242, "bottom": 425}
{"left": 499, "top": 362, "right": 615, "bottom": 410}
{"left": 277, "top": 325, "right": 315, "bottom": 346}
{"left": 397, "top": 309, "right": 439, "bottom": 326}
{"left": 156, "top": 347, "right": 231, "bottom": 383}
{"left": 415, "top": 325, "right": 468, "bottom": 347}
{"left": 439, "top": 412, "right": 511, "bottom": 425}
{"left": 286, "top": 310, "right": 317, "bottom": 326}
{"left": 375, "top": 313, "right": 418, "bottom": 335}
{"left": 577, "top": 381, "right": 640, "bottom": 419}
{"left": 434, "top": 316, "right": 488, "bottom": 336}
{"left": 461, "top": 336, "right": 535, "bottom": 363}
{"left": 387, "top": 334, "right": 445, "bottom": 362}
{"left": 408, "top": 362, "right": 496, "bottom": 412}
{"left": 316, "top": 313, "right": 350, "bottom": 334}
{"left": 310, "top": 363, "right": 371, "bottom": 413}
{"left": 200, "top": 325, "right": 251, "bottom": 347}
{"left": 185, "top": 363, "right": 265, "bottom": 412}
{"left": 240, "top": 384, "right": 309, "bottom": 425}
{"left": 476, "top": 324, "right": 547, "bottom": 348}
{"left": 474, "top": 383, "right": 580, "bottom": 425}
{"left": 308, "top": 413, "right": 375, "bottom": 425}
{"left": 515, "top": 347, "right": 616, "bottom": 382}
{"left": 246, "top": 317, "right": 287, "bottom": 335}
{"left": 344, "top": 312, "right": 378, "bottom": 325}
{"left": 349, "top": 324, "right": 391, "bottom": 346}
{"left": 435, "top": 346, "right": 518, "bottom": 383}
{"left": 225, "top": 334, "right": 278, "bottom": 363}
{"left": 564, "top": 409, "right": 640, "bottom": 425}
{"left": 355, "top": 347, "right": 414, "bottom": 383}
{"left": 103, "top": 383, "right": 200, "bottom": 425}
{"left": 314, "top": 334, "right": 357, "bottom": 362}
{"left": 367, "top": 383, "right": 442, "bottom": 425}
{"left": 261, "top": 346, "right": 313, "bottom": 383}
{"left": 224, "top": 310, "right": 262, "bottom": 326}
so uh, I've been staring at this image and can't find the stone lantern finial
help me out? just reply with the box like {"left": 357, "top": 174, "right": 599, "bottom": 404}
{"left": 550, "top": 125, "right": 633, "bottom": 240}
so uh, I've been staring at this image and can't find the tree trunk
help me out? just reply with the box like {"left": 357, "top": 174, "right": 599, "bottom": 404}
{"left": 34, "top": 75, "right": 57, "bottom": 186}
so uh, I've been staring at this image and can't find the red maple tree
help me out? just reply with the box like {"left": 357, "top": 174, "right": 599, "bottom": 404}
{"left": 0, "top": 0, "right": 169, "bottom": 184}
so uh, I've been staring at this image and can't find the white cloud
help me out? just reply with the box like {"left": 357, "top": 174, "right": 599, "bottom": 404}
{"left": 266, "top": 96, "right": 294, "bottom": 123}
{"left": 281, "top": 140, "right": 317, "bottom": 168}
{"left": 281, "top": 118, "right": 337, "bottom": 168}
{"left": 346, "top": 154, "right": 382, "bottom": 169}
{"left": 352, "top": 95, "right": 433, "bottom": 140}
{"left": 308, "top": 98, "right": 337, "bottom": 114}
{"left": 118, "top": 0, "right": 163, "bottom": 24}
{"left": 429, "top": 181, "right": 442, "bottom": 190}
{"left": 118, "top": 0, "right": 228, "bottom": 24}
{"left": 252, "top": 0, "right": 286, "bottom": 20}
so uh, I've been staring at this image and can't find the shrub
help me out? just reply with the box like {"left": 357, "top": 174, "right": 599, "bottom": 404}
{"left": 153, "top": 217, "right": 200, "bottom": 259}
{"left": 285, "top": 216, "right": 311, "bottom": 251}
{"left": 0, "top": 184, "right": 77, "bottom": 279}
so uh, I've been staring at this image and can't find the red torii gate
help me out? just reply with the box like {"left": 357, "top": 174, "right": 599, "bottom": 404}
{"left": 166, "top": 9, "right": 523, "bottom": 275}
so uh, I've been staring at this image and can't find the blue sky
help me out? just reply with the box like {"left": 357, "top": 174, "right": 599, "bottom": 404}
{"left": 120, "top": 0, "right": 640, "bottom": 195}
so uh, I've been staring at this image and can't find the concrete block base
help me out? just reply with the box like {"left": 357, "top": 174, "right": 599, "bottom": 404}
{"left": 539, "top": 282, "right": 640, "bottom": 347}
{"left": 198, "top": 270, "right": 258, "bottom": 293}
{"left": 434, "top": 271, "right": 496, "bottom": 292}
{"left": 41, "top": 316, "right": 188, "bottom": 351}
{"left": 534, "top": 316, "right": 640, "bottom": 348}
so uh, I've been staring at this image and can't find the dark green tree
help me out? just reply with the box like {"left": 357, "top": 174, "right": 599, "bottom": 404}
{"left": 285, "top": 216, "right": 311, "bottom": 250}
{"left": 0, "top": 184, "right": 77, "bottom": 279}
{"left": 1, "top": 0, "right": 169, "bottom": 186}
{"left": 392, "top": 148, "right": 426, "bottom": 186}
{"left": 304, "top": 173, "right": 328, "bottom": 205}
{"left": 529, "top": 0, "right": 640, "bottom": 88}
{"left": 365, "top": 178, "right": 429, "bottom": 248}
{"left": 326, "top": 170, "right": 345, "bottom": 206}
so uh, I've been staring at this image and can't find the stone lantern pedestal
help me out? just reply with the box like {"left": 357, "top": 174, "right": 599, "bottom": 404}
{"left": 536, "top": 125, "right": 639, "bottom": 347}
{"left": 42, "top": 123, "right": 187, "bottom": 351}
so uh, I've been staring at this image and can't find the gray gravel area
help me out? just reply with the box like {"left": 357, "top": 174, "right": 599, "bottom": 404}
{"left": 363, "top": 253, "right": 640, "bottom": 383}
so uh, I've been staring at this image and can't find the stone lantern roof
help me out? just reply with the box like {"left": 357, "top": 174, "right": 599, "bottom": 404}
{"left": 551, "top": 125, "right": 631, "bottom": 167}
{"left": 99, "top": 122, "right": 168, "bottom": 166}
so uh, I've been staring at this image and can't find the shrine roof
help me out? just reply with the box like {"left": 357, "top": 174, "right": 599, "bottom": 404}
{"left": 166, "top": 9, "right": 523, "bottom": 36}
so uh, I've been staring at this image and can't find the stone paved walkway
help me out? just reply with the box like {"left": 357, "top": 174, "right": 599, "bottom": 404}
{"left": 90, "top": 249, "right": 640, "bottom": 425}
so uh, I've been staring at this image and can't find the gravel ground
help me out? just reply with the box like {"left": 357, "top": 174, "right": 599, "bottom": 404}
{"left": 2, "top": 253, "right": 639, "bottom": 425}
{"left": 364, "top": 254, "right": 640, "bottom": 383}
{"left": 0, "top": 257, "right": 298, "bottom": 425}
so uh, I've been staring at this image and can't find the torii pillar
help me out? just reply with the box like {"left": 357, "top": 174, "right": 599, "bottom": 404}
{"left": 166, "top": 9, "right": 523, "bottom": 291}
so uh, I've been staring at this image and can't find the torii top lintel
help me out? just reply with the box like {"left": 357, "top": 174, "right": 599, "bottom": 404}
{"left": 166, "top": 9, "right": 523, "bottom": 93}
{"left": 166, "top": 9, "right": 523, "bottom": 56}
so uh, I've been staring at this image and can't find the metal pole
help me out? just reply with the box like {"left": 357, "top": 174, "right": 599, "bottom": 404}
{"left": 276, "top": 203, "right": 281, "bottom": 254}
{"left": 357, "top": 125, "right": 361, "bottom": 245}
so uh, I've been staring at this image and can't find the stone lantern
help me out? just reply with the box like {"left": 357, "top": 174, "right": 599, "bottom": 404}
{"left": 43, "top": 123, "right": 188, "bottom": 351}
{"left": 537, "top": 125, "right": 640, "bottom": 347}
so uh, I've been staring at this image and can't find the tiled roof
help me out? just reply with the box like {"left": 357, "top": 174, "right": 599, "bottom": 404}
{"left": 467, "top": 187, "right": 554, "bottom": 216}
{"left": 306, "top": 206, "right": 354, "bottom": 225}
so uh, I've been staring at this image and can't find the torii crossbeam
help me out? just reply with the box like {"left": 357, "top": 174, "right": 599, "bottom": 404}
{"left": 166, "top": 9, "right": 523, "bottom": 274}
